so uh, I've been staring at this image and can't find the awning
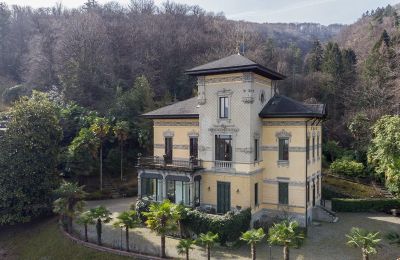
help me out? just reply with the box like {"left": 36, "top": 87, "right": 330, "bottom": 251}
{"left": 140, "top": 172, "right": 163, "bottom": 179}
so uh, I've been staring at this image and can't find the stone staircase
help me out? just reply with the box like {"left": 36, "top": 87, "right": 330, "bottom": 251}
{"left": 371, "top": 181, "right": 394, "bottom": 198}
{"left": 312, "top": 205, "right": 339, "bottom": 223}
{"left": 103, "top": 177, "right": 122, "bottom": 199}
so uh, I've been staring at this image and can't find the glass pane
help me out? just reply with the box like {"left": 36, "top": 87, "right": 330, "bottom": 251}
{"left": 279, "top": 182, "right": 288, "bottom": 205}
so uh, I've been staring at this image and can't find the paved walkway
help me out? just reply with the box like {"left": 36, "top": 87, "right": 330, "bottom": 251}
{"left": 75, "top": 198, "right": 400, "bottom": 260}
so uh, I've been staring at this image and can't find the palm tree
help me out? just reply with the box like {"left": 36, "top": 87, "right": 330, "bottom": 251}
{"left": 76, "top": 211, "right": 95, "bottom": 242}
{"left": 177, "top": 238, "right": 195, "bottom": 260}
{"left": 90, "top": 117, "right": 111, "bottom": 191}
{"left": 346, "top": 227, "right": 381, "bottom": 260}
{"left": 197, "top": 231, "right": 219, "bottom": 260}
{"left": 113, "top": 210, "right": 141, "bottom": 251}
{"left": 113, "top": 121, "right": 129, "bottom": 181}
{"left": 240, "top": 228, "right": 265, "bottom": 260}
{"left": 268, "top": 220, "right": 305, "bottom": 260}
{"left": 53, "top": 181, "right": 86, "bottom": 233}
{"left": 143, "top": 200, "right": 180, "bottom": 258}
{"left": 89, "top": 206, "right": 112, "bottom": 245}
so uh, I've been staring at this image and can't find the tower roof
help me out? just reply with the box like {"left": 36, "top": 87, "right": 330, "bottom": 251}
{"left": 185, "top": 54, "right": 286, "bottom": 80}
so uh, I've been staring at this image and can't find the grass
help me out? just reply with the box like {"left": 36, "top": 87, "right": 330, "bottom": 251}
{"left": 0, "top": 217, "right": 130, "bottom": 260}
{"left": 323, "top": 174, "right": 385, "bottom": 199}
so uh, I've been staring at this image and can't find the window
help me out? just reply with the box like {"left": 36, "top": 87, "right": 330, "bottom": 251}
{"left": 215, "top": 135, "right": 232, "bottom": 161}
{"left": 142, "top": 178, "right": 163, "bottom": 201}
{"left": 306, "top": 136, "right": 310, "bottom": 161}
{"left": 194, "top": 178, "right": 201, "bottom": 206}
{"left": 312, "top": 136, "right": 315, "bottom": 159}
{"left": 278, "top": 138, "right": 289, "bottom": 161}
{"left": 306, "top": 181, "right": 310, "bottom": 203}
{"left": 254, "top": 183, "right": 259, "bottom": 206}
{"left": 317, "top": 136, "right": 320, "bottom": 157}
{"left": 254, "top": 139, "right": 259, "bottom": 161}
{"left": 219, "top": 97, "right": 229, "bottom": 118}
{"left": 317, "top": 176, "right": 320, "bottom": 196}
{"left": 167, "top": 180, "right": 191, "bottom": 205}
{"left": 190, "top": 137, "right": 198, "bottom": 158}
{"left": 165, "top": 137, "right": 173, "bottom": 163}
{"left": 278, "top": 182, "right": 289, "bottom": 205}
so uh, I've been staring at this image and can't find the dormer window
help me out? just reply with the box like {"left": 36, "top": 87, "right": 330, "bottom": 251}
{"left": 219, "top": 96, "right": 229, "bottom": 118}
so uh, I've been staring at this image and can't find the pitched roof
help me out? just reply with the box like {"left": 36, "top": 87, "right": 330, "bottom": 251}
{"left": 185, "top": 54, "right": 286, "bottom": 80}
{"left": 259, "top": 95, "right": 326, "bottom": 118}
{"left": 142, "top": 97, "right": 199, "bottom": 119}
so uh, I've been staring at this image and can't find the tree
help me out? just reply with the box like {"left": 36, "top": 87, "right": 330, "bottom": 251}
{"left": 0, "top": 92, "right": 62, "bottom": 225}
{"left": 89, "top": 117, "right": 111, "bottom": 191}
{"left": 197, "top": 231, "right": 219, "bottom": 260}
{"left": 113, "top": 210, "right": 141, "bottom": 252}
{"left": 176, "top": 238, "right": 195, "bottom": 260}
{"left": 268, "top": 220, "right": 305, "bottom": 260}
{"left": 240, "top": 228, "right": 265, "bottom": 260}
{"left": 53, "top": 182, "right": 87, "bottom": 233}
{"left": 346, "top": 227, "right": 381, "bottom": 260}
{"left": 143, "top": 200, "right": 180, "bottom": 258}
{"left": 113, "top": 121, "right": 130, "bottom": 181}
{"left": 306, "top": 40, "right": 323, "bottom": 73}
{"left": 89, "top": 206, "right": 112, "bottom": 245}
{"left": 368, "top": 115, "right": 400, "bottom": 194}
{"left": 76, "top": 211, "right": 95, "bottom": 242}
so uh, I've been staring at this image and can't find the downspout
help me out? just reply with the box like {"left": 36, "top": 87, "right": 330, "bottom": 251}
{"left": 305, "top": 118, "right": 313, "bottom": 231}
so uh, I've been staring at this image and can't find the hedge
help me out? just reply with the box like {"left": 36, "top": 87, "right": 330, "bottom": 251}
{"left": 332, "top": 198, "right": 400, "bottom": 212}
{"left": 181, "top": 208, "right": 251, "bottom": 244}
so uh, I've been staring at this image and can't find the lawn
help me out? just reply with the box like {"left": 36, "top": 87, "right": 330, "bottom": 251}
{"left": 323, "top": 174, "right": 385, "bottom": 199}
{"left": 0, "top": 217, "right": 130, "bottom": 260}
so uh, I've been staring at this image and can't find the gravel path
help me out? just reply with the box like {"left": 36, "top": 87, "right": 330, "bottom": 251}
{"left": 75, "top": 198, "right": 400, "bottom": 259}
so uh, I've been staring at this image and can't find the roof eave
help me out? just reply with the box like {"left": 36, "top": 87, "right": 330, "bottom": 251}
{"left": 259, "top": 113, "right": 325, "bottom": 119}
{"left": 141, "top": 114, "right": 199, "bottom": 119}
{"left": 186, "top": 65, "right": 286, "bottom": 80}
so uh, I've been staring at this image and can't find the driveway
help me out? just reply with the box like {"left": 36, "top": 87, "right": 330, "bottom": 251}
{"left": 76, "top": 198, "right": 400, "bottom": 259}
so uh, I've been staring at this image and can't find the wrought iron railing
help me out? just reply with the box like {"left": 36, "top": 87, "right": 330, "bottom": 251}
{"left": 137, "top": 156, "right": 203, "bottom": 172}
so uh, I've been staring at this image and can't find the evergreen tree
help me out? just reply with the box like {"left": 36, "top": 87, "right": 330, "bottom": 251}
{"left": 306, "top": 40, "right": 323, "bottom": 73}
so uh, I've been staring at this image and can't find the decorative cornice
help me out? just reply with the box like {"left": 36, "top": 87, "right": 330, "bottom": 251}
{"left": 155, "top": 121, "right": 199, "bottom": 126}
{"left": 262, "top": 121, "right": 305, "bottom": 126}
{"left": 205, "top": 75, "right": 243, "bottom": 84}
{"left": 163, "top": 129, "right": 174, "bottom": 137}
{"left": 275, "top": 129, "right": 292, "bottom": 139}
{"left": 187, "top": 130, "right": 199, "bottom": 137}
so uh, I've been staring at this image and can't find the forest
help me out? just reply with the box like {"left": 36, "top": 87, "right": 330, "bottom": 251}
{"left": 1, "top": 0, "right": 400, "bottom": 224}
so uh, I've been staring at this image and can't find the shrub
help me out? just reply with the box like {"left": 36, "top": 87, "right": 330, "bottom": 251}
{"left": 181, "top": 208, "right": 251, "bottom": 244}
{"left": 132, "top": 198, "right": 152, "bottom": 222}
{"left": 2, "top": 84, "right": 31, "bottom": 105}
{"left": 330, "top": 158, "right": 364, "bottom": 176}
{"left": 332, "top": 198, "right": 400, "bottom": 212}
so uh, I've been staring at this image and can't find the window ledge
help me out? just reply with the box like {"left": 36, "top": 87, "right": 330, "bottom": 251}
{"left": 277, "top": 160, "right": 289, "bottom": 167}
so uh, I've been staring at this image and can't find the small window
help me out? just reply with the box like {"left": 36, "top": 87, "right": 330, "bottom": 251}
{"left": 254, "top": 139, "right": 259, "bottom": 161}
{"left": 278, "top": 138, "right": 289, "bottom": 161}
{"left": 306, "top": 136, "right": 310, "bottom": 161}
{"left": 312, "top": 136, "right": 315, "bottom": 159}
{"left": 278, "top": 182, "right": 288, "bottom": 205}
{"left": 317, "top": 136, "right": 320, "bottom": 157}
{"left": 306, "top": 181, "right": 310, "bottom": 203}
{"left": 254, "top": 183, "right": 258, "bottom": 206}
{"left": 190, "top": 137, "right": 198, "bottom": 158}
{"left": 219, "top": 97, "right": 229, "bottom": 118}
{"left": 317, "top": 176, "right": 320, "bottom": 196}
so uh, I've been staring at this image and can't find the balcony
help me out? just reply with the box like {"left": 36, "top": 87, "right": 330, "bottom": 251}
{"left": 137, "top": 156, "right": 203, "bottom": 172}
{"left": 214, "top": 160, "right": 233, "bottom": 169}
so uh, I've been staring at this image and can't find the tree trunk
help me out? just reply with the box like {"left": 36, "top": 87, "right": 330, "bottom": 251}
{"left": 283, "top": 246, "right": 289, "bottom": 260}
{"left": 207, "top": 245, "right": 210, "bottom": 260}
{"left": 161, "top": 235, "right": 166, "bottom": 258}
{"left": 96, "top": 219, "right": 102, "bottom": 245}
{"left": 120, "top": 141, "right": 123, "bottom": 181}
{"left": 186, "top": 248, "right": 189, "bottom": 260}
{"left": 84, "top": 224, "right": 88, "bottom": 242}
{"left": 362, "top": 252, "right": 369, "bottom": 260}
{"left": 100, "top": 144, "right": 103, "bottom": 191}
{"left": 251, "top": 243, "right": 256, "bottom": 260}
{"left": 125, "top": 226, "right": 129, "bottom": 252}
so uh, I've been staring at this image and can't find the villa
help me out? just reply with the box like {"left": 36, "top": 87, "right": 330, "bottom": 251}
{"left": 137, "top": 54, "right": 327, "bottom": 227}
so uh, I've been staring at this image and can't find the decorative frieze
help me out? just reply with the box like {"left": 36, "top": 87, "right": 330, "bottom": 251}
{"left": 262, "top": 121, "right": 305, "bottom": 126}
{"left": 154, "top": 144, "right": 164, "bottom": 149}
{"left": 217, "top": 88, "right": 233, "bottom": 97}
{"left": 235, "top": 147, "right": 253, "bottom": 154}
{"left": 208, "top": 124, "right": 239, "bottom": 134}
{"left": 155, "top": 121, "right": 199, "bottom": 126}
{"left": 205, "top": 75, "right": 243, "bottom": 84}
{"left": 261, "top": 146, "right": 306, "bottom": 152}
{"left": 153, "top": 144, "right": 189, "bottom": 150}
{"left": 242, "top": 89, "right": 255, "bottom": 104}
{"left": 263, "top": 178, "right": 305, "bottom": 187}
{"left": 261, "top": 145, "right": 278, "bottom": 151}
{"left": 243, "top": 72, "right": 254, "bottom": 82}
{"left": 198, "top": 145, "right": 211, "bottom": 152}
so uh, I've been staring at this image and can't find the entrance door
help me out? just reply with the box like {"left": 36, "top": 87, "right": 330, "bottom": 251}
{"left": 165, "top": 137, "right": 173, "bottom": 164}
{"left": 217, "top": 182, "right": 231, "bottom": 214}
{"left": 312, "top": 181, "right": 316, "bottom": 207}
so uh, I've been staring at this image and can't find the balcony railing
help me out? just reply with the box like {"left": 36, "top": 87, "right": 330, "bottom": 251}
{"left": 214, "top": 160, "right": 233, "bottom": 169}
{"left": 137, "top": 156, "right": 203, "bottom": 172}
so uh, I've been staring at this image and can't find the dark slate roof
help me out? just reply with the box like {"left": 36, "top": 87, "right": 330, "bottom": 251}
{"left": 259, "top": 95, "right": 326, "bottom": 118}
{"left": 186, "top": 54, "right": 286, "bottom": 80}
{"left": 142, "top": 97, "right": 199, "bottom": 119}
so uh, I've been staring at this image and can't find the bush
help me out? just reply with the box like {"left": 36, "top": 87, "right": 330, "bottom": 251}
{"left": 132, "top": 198, "right": 152, "bottom": 222}
{"left": 181, "top": 208, "right": 251, "bottom": 245}
{"left": 330, "top": 158, "right": 364, "bottom": 176}
{"left": 332, "top": 198, "right": 400, "bottom": 212}
{"left": 85, "top": 190, "right": 112, "bottom": 200}
{"left": 2, "top": 84, "right": 31, "bottom": 105}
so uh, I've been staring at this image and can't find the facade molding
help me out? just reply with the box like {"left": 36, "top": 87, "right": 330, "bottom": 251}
{"left": 163, "top": 129, "right": 174, "bottom": 137}
{"left": 264, "top": 178, "right": 305, "bottom": 187}
{"left": 155, "top": 121, "right": 199, "bottom": 126}
{"left": 263, "top": 121, "right": 305, "bottom": 126}
{"left": 275, "top": 129, "right": 292, "bottom": 140}
{"left": 187, "top": 130, "right": 199, "bottom": 137}
{"left": 261, "top": 146, "right": 306, "bottom": 152}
